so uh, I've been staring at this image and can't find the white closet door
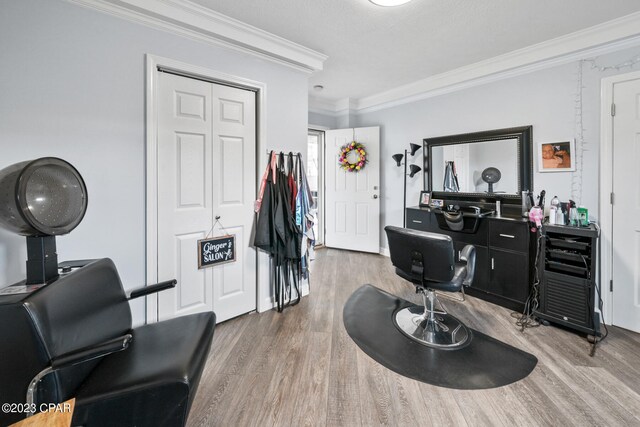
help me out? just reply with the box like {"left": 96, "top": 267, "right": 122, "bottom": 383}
{"left": 324, "top": 127, "right": 380, "bottom": 253}
{"left": 156, "top": 72, "right": 256, "bottom": 322}
{"left": 210, "top": 84, "right": 257, "bottom": 322}
{"left": 612, "top": 76, "right": 640, "bottom": 333}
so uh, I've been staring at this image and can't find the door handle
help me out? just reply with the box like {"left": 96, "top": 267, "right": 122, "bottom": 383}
{"left": 491, "top": 258, "right": 495, "bottom": 270}
{"left": 372, "top": 194, "right": 378, "bottom": 199}
{"left": 499, "top": 233, "right": 515, "bottom": 239}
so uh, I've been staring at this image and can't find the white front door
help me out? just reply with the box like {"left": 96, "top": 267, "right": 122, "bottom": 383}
{"left": 324, "top": 127, "right": 380, "bottom": 253}
{"left": 156, "top": 72, "right": 256, "bottom": 323}
{"left": 612, "top": 76, "right": 640, "bottom": 333}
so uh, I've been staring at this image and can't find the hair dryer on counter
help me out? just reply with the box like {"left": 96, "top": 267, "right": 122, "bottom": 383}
{"left": 528, "top": 190, "right": 546, "bottom": 231}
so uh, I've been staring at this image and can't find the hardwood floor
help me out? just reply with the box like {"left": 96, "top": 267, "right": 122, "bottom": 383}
{"left": 187, "top": 248, "right": 640, "bottom": 426}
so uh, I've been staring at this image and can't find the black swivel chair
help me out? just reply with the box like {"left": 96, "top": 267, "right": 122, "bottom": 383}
{"left": 385, "top": 226, "right": 476, "bottom": 348}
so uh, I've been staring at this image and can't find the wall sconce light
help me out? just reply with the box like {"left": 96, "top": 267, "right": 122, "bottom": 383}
{"left": 392, "top": 143, "right": 423, "bottom": 227}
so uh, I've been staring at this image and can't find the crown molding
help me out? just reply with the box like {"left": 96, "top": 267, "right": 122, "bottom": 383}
{"left": 356, "top": 11, "right": 640, "bottom": 112}
{"left": 358, "top": 38, "right": 640, "bottom": 114}
{"left": 309, "top": 96, "right": 358, "bottom": 116}
{"left": 310, "top": 11, "right": 640, "bottom": 114}
{"left": 308, "top": 96, "right": 341, "bottom": 116}
{"left": 335, "top": 97, "right": 358, "bottom": 112}
{"left": 66, "top": 0, "right": 327, "bottom": 73}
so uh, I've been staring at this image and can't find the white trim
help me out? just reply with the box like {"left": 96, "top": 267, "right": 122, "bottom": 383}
{"left": 308, "top": 124, "right": 330, "bottom": 131}
{"left": 312, "top": 12, "right": 640, "bottom": 114}
{"left": 357, "top": 15, "right": 640, "bottom": 112}
{"left": 335, "top": 98, "right": 357, "bottom": 112}
{"left": 67, "top": 0, "right": 326, "bottom": 73}
{"left": 308, "top": 96, "right": 342, "bottom": 117}
{"left": 379, "top": 246, "right": 390, "bottom": 257}
{"left": 145, "top": 54, "right": 269, "bottom": 323}
{"left": 307, "top": 129, "right": 326, "bottom": 245}
{"left": 599, "top": 69, "right": 640, "bottom": 326}
{"left": 309, "top": 97, "right": 358, "bottom": 117}
{"left": 261, "top": 282, "right": 310, "bottom": 312}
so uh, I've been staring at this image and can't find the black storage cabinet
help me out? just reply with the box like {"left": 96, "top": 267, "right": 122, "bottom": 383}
{"left": 406, "top": 206, "right": 535, "bottom": 311}
{"left": 535, "top": 224, "right": 600, "bottom": 335}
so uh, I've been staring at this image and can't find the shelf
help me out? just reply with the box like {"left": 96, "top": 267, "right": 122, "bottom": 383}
{"left": 547, "top": 237, "right": 590, "bottom": 251}
{"left": 546, "top": 248, "right": 590, "bottom": 264}
{"left": 545, "top": 261, "right": 589, "bottom": 278}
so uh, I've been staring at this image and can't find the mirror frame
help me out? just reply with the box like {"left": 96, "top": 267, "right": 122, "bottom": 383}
{"left": 424, "top": 125, "right": 533, "bottom": 200}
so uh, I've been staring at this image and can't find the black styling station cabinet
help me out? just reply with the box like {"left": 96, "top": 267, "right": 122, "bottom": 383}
{"left": 413, "top": 125, "right": 537, "bottom": 311}
{"left": 406, "top": 206, "right": 535, "bottom": 311}
{"left": 534, "top": 224, "right": 600, "bottom": 339}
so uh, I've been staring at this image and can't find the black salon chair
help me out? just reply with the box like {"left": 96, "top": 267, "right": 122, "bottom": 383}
{"left": 385, "top": 226, "right": 476, "bottom": 348}
{"left": 0, "top": 258, "right": 215, "bottom": 426}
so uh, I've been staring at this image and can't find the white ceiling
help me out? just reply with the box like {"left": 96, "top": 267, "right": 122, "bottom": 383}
{"left": 190, "top": 0, "right": 640, "bottom": 104}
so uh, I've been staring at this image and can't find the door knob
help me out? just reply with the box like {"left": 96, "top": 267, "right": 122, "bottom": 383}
{"left": 373, "top": 194, "right": 378, "bottom": 199}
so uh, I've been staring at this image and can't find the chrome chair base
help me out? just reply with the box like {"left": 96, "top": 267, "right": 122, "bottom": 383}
{"left": 394, "top": 305, "right": 471, "bottom": 349}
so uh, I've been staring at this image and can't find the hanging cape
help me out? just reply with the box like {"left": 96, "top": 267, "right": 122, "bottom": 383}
{"left": 443, "top": 161, "right": 460, "bottom": 192}
{"left": 253, "top": 151, "right": 304, "bottom": 312}
{"left": 254, "top": 152, "right": 276, "bottom": 253}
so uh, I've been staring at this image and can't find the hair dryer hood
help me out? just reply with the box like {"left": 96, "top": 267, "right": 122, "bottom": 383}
{"left": 482, "top": 167, "right": 502, "bottom": 184}
{"left": 0, "top": 157, "right": 88, "bottom": 236}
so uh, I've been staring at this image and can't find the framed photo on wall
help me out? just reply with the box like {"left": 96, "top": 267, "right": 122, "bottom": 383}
{"left": 538, "top": 140, "right": 576, "bottom": 172}
{"left": 419, "top": 191, "right": 431, "bottom": 207}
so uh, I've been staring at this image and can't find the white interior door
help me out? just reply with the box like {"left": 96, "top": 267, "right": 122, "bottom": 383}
{"left": 324, "top": 127, "right": 380, "bottom": 253}
{"left": 157, "top": 72, "right": 256, "bottom": 323}
{"left": 612, "top": 76, "right": 640, "bottom": 333}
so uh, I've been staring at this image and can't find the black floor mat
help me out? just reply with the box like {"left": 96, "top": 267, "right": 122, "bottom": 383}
{"left": 343, "top": 285, "right": 538, "bottom": 390}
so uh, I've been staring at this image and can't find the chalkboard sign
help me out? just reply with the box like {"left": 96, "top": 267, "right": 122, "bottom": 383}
{"left": 198, "top": 235, "right": 236, "bottom": 269}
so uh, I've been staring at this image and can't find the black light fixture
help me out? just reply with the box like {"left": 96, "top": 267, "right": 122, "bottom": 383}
{"left": 392, "top": 143, "right": 422, "bottom": 227}
{"left": 0, "top": 157, "right": 88, "bottom": 284}
{"left": 409, "top": 143, "right": 421, "bottom": 156}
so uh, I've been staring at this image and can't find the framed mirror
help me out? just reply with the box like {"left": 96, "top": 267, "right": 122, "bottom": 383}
{"left": 424, "top": 126, "right": 532, "bottom": 200}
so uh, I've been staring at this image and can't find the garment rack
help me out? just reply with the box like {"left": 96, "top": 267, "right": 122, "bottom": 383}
{"left": 266, "top": 150, "right": 302, "bottom": 155}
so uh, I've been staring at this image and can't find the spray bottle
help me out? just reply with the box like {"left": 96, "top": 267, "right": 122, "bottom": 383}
{"left": 549, "top": 196, "right": 559, "bottom": 225}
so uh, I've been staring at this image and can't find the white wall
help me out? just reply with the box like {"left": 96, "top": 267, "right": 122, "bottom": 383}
{"left": 309, "top": 111, "right": 337, "bottom": 129}
{"left": 354, "top": 45, "right": 640, "bottom": 250}
{"left": 0, "top": 0, "right": 309, "bottom": 324}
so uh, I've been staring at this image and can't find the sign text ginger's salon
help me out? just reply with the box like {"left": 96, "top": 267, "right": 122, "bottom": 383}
{"left": 198, "top": 235, "right": 236, "bottom": 269}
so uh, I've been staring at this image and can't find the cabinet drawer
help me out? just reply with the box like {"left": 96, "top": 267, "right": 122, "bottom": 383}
{"left": 489, "top": 220, "right": 529, "bottom": 252}
{"left": 406, "top": 209, "right": 431, "bottom": 231}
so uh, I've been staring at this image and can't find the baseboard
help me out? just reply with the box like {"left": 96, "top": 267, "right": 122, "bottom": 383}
{"left": 258, "top": 281, "right": 310, "bottom": 313}
{"left": 379, "top": 246, "right": 390, "bottom": 257}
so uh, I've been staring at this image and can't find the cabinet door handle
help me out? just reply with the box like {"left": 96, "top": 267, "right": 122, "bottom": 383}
{"left": 499, "top": 233, "right": 515, "bottom": 239}
{"left": 412, "top": 220, "right": 422, "bottom": 224}
{"left": 491, "top": 258, "right": 495, "bottom": 270}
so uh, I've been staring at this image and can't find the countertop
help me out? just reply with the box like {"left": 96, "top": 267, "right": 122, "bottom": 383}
{"left": 407, "top": 205, "right": 531, "bottom": 223}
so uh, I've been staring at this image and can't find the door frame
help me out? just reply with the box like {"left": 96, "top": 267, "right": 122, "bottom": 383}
{"left": 145, "top": 54, "right": 267, "bottom": 323}
{"left": 308, "top": 126, "right": 327, "bottom": 245}
{"left": 599, "top": 69, "right": 640, "bottom": 326}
